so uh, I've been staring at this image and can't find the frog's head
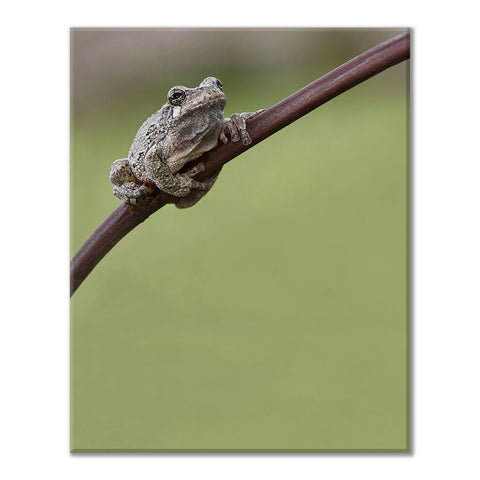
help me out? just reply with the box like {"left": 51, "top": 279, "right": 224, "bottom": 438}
{"left": 163, "top": 77, "right": 228, "bottom": 171}
{"left": 162, "top": 77, "right": 227, "bottom": 171}
{"left": 166, "top": 77, "right": 226, "bottom": 122}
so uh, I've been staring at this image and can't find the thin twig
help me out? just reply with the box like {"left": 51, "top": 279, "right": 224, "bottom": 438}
{"left": 71, "top": 31, "right": 410, "bottom": 296}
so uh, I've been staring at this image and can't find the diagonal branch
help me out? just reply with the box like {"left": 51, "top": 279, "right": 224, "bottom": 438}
{"left": 71, "top": 31, "right": 410, "bottom": 296}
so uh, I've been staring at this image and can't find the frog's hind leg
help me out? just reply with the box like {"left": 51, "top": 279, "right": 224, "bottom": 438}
{"left": 110, "top": 158, "right": 150, "bottom": 205}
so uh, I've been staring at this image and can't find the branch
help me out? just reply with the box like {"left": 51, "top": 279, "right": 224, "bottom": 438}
{"left": 71, "top": 31, "right": 410, "bottom": 296}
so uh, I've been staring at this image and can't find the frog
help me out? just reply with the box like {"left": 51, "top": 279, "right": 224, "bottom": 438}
{"left": 109, "top": 76, "right": 260, "bottom": 209}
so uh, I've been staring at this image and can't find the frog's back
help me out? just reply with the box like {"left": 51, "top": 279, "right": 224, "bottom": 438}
{"left": 128, "top": 107, "right": 168, "bottom": 181}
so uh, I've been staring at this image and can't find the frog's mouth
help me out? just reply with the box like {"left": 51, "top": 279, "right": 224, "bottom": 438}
{"left": 188, "top": 88, "right": 226, "bottom": 111}
{"left": 208, "top": 95, "right": 226, "bottom": 111}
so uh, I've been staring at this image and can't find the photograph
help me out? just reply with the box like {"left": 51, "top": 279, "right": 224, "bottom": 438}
{"left": 70, "top": 27, "right": 410, "bottom": 452}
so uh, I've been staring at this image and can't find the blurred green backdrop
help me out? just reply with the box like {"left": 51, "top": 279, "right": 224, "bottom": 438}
{"left": 71, "top": 28, "right": 409, "bottom": 451}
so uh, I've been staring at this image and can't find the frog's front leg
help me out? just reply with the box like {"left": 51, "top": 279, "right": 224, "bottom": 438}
{"left": 110, "top": 158, "right": 151, "bottom": 205}
{"left": 220, "top": 110, "right": 265, "bottom": 146}
{"left": 175, "top": 110, "right": 263, "bottom": 208}
{"left": 144, "top": 147, "right": 210, "bottom": 198}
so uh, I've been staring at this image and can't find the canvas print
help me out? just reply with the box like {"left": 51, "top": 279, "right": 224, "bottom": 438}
{"left": 70, "top": 28, "right": 410, "bottom": 452}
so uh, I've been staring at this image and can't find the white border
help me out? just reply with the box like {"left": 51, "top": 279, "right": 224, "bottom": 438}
{"left": 1, "top": 1, "right": 480, "bottom": 479}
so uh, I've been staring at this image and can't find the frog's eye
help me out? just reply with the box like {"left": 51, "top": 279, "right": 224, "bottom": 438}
{"left": 168, "top": 88, "right": 186, "bottom": 106}
{"left": 215, "top": 79, "right": 223, "bottom": 91}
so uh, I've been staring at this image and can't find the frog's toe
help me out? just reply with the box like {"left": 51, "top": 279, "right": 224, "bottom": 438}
{"left": 185, "top": 162, "right": 205, "bottom": 178}
{"left": 110, "top": 158, "right": 134, "bottom": 185}
{"left": 113, "top": 182, "right": 151, "bottom": 204}
{"left": 223, "top": 112, "right": 255, "bottom": 145}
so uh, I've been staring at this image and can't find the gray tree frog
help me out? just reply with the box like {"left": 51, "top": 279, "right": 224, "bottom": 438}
{"left": 110, "top": 76, "right": 260, "bottom": 209}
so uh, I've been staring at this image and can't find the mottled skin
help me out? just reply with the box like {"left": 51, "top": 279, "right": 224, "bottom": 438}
{"left": 110, "top": 77, "right": 259, "bottom": 208}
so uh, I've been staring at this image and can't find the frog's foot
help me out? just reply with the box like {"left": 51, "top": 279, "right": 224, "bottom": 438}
{"left": 175, "top": 167, "right": 221, "bottom": 209}
{"left": 110, "top": 159, "right": 153, "bottom": 205}
{"left": 113, "top": 182, "right": 151, "bottom": 205}
{"left": 110, "top": 158, "right": 136, "bottom": 185}
{"left": 165, "top": 172, "right": 210, "bottom": 198}
{"left": 167, "top": 162, "right": 210, "bottom": 197}
{"left": 184, "top": 161, "right": 206, "bottom": 178}
{"left": 220, "top": 109, "right": 265, "bottom": 146}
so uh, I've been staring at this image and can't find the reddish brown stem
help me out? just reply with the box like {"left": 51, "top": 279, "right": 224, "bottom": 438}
{"left": 71, "top": 31, "right": 410, "bottom": 296}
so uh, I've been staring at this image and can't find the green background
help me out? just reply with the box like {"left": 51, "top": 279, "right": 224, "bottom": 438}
{"left": 71, "top": 28, "right": 409, "bottom": 451}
